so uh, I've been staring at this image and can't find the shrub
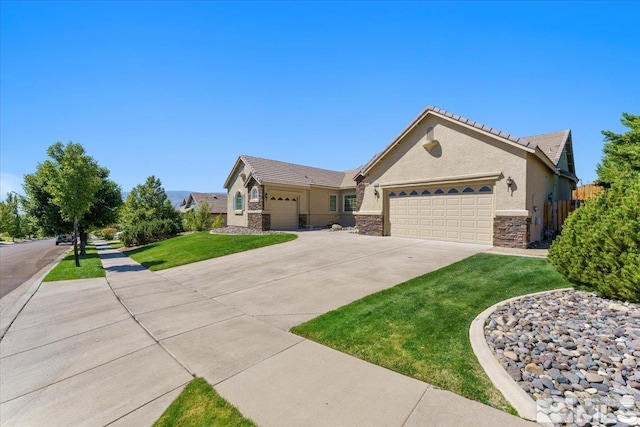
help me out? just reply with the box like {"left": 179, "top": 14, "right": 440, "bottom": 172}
{"left": 121, "top": 218, "right": 182, "bottom": 246}
{"left": 211, "top": 214, "right": 225, "bottom": 229}
{"left": 548, "top": 181, "right": 640, "bottom": 302}
{"left": 100, "top": 227, "right": 117, "bottom": 240}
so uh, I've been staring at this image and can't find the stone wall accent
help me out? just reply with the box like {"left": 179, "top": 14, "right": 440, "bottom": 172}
{"left": 356, "top": 214, "right": 383, "bottom": 236}
{"left": 493, "top": 216, "right": 530, "bottom": 248}
{"left": 248, "top": 213, "right": 270, "bottom": 231}
{"left": 355, "top": 176, "right": 367, "bottom": 211}
{"left": 248, "top": 185, "right": 264, "bottom": 210}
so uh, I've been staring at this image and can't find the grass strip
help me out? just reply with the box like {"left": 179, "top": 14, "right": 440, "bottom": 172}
{"left": 125, "top": 232, "right": 297, "bottom": 271}
{"left": 291, "top": 253, "right": 570, "bottom": 413}
{"left": 154, "top": 378, "right": 256, "bottom": 427}
{"left": 43, "top": 245, "right": 105, "bottom": 281}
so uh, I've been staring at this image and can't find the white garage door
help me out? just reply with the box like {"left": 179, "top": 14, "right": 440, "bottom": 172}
{"left": 388, "top": 185, "right": 494, "bottom": 244}
{"left": 269, "top": 196, "right": 298, "bottom": 230}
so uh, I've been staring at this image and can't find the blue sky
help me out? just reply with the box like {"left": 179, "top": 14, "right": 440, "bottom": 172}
{"left": 1, "top": 1, "right": 638, "bottom": 198}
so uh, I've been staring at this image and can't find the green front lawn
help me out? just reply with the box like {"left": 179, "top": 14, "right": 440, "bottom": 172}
{"left": 125, "top": 232, "right": 297, "bottom": 271}
{"left": 291, "top": 253, "right": 571, "bottom": 413}
{"left": 43, "top": 245, "right": 105, "bottom": 281}
{"left": 154, "top": 378, "right": 256, "bottom": 427}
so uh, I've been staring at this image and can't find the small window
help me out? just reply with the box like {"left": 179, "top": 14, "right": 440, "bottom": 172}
{"left": 410, "top": 190, "right": 418, "bottom": 195}
{"left": 399, "top": 191, "right": 407, "bottom": 196}
{"left": 250, "top": 187, "right": 259, "bottom": 201}
{"left": 270, "top": 197, "right": 276, "bottom": 200}
{"left": 448, "top": 188, "right": 459, "bottom": 194}
{"left": 234, "top": 191, "right": 244, "bottom": 211}
{"left": 479, "top": 186, "right": 492, "bottom": 193}
{"left": 463, "top": 187, "right": 474, "bottom": 193}
{"left": 434, "top": 189, "right": 444, "bottom": 194}
{"left": 344, "top": 194, "right": 357, "bottom": 212}
{"left": 421, "top": 190, "right": 430, "bottom": 195}
{"left": 389, "top": 192, "right": 396, "bottom": 197}
{"left": 329, "top": 194, "right": 337, "bottom": 212}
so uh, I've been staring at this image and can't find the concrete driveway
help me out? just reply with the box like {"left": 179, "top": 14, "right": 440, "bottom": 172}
{"left": 0, "top": 231, "right": 536, "bottom": 426}
{"left": 155, "top": 231, "right": 489, "bottom": 331}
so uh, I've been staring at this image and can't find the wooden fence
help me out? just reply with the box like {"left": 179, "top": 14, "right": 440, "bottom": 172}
{"left": 544, "top": 200, "right": 581, "bottom": 235}
{"left": 572, "top": 184, "right": 603, "bottom": 200}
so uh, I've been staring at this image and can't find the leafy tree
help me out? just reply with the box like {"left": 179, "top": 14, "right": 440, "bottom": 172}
{"left": 183, "top": 200, "right": 212, "bottom": 231}
{"left": 0, "top": 192, "right": 23, "bottom": 241}
{"left": 596, "top": 112, "right": 640, "bottom": 187}
{"left": 120, "top": 176, "right": 182, "bottom": 246}
{"left": 23, "top": 152, "right": 122, "bottom": 251}
{"left": 39, "top": 142, "right": 102, "bottom": 266}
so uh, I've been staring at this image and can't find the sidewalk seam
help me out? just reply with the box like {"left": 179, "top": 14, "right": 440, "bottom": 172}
{"left": 400, "top": 386, "right": 430, "bottom": 426}
{"left": 0, "top": 343, "right": 157, "bottom": 404}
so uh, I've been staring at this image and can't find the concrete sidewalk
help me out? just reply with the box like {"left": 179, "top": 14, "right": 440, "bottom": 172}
{"left": 1, "top": 232, "right": 537, "bottom": 426}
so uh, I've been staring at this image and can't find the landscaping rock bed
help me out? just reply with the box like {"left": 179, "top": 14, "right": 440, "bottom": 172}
{"left": 484, "top": 290, "right": 640, "bottom": 426}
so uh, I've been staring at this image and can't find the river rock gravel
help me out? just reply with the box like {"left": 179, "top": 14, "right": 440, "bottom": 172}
{"left": 484, "top": 289, "right": 640, "bottom": 426}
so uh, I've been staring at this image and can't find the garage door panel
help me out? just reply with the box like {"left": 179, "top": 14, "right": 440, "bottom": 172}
{"left": 389, "top": 188, "right": 494, "bottom": 244}
{"left": 271, "top": 198, "right": 298, "bottom": 230}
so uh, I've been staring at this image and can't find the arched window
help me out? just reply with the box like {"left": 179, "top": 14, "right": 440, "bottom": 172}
{"left": 250, "top": 187, "right": 259, "bottom": 201}
{"left": 234, "top": 191, "right": 244, "bottom": 211}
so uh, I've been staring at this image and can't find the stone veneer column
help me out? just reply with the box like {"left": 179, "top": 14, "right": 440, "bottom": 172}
{"left": 248, "top": 213, "right": 270, "bottom": 231}
{"left": 356, "top": 215, "right": 383, "bottom": 236}
{"left": 493, "top": 216, "right": 530, "bottom": 248}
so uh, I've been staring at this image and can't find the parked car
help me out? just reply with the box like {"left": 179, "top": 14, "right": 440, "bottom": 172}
{"left": 55, "top": 234, "right": 74, "bottom": 245}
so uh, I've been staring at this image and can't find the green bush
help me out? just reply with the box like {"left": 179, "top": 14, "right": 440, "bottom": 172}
{"left": 121, "top": 218, "right": 182, "bottom": 247}
{"left": 211, "top": 214, "right": 225, "bottom": 229}
{"left": 100, "top": 227, "right": 118, "bottom": 240}
{"left": 548, "top": 182, "right": 640, "bottom": 302}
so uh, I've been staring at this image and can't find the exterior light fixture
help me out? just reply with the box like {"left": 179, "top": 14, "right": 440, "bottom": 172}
{"left": 506, "top": 176, "right": 513, "bottom": 188}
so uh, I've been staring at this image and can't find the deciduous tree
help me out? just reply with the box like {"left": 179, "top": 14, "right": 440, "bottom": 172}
{"left": 39, "top": 142, "right": 102, "bottom": 266}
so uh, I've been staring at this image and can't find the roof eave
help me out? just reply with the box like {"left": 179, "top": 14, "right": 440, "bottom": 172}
{"left": 357, "top": 107, "right": 535, "bottom": 178}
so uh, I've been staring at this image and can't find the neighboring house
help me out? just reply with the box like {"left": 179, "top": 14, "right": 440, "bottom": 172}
{"left": 223, "top": 156, "right": 359, "bottom": 230}
{"left": 224, "top": 106, "right": 578, "bottom": 248}
{"left": 177, "top": 192, "right": 228, "bottom": 225}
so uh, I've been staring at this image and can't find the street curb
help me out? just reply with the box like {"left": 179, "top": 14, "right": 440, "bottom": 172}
{"left": 0, "top": 248, "right": 71, "bottom": 340}
{"left": 469, "top": 287, "right": 574, "bottom": 422}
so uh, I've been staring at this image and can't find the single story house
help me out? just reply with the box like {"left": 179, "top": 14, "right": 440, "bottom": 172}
{"left": 224, "top": 106, "right": 578, "bottom": 248}
{"left": 177, "top": 192, "right": 228, "bottom": 225}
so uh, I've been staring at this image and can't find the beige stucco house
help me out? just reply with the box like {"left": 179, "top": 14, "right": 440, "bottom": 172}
{"left": 177, "top": 192, "right": 228, "bottom": 225}
{"left": 224, "top": 106, "right": 578, "bottom": 248}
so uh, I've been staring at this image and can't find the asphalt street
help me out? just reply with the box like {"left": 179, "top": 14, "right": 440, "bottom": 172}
{"left": 0, "top": 239, "right": 70, "bottom": 299}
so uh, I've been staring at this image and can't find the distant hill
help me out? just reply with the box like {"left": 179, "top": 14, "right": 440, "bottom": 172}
{"left": 121, "top": 190, "right": 192, "bottom": 209}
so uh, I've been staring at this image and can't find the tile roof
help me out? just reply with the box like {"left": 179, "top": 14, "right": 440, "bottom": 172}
{"left": 178, "top": 192, "right": 227, "bottom": 214}
{"left": 521, "top": 130, "right": 571, "bottom": 165}
{"left": 241, "top": 155, "right": 356, "bottom": 189}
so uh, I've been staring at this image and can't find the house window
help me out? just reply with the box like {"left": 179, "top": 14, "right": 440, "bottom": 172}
{"left": 250, "top": 187, "right": 259, "bottom": 201}
{"left": 343, "top": 194, "right": 357, "bottom": 212}
{"left": 234, "top": 191, "right": 244, "bottom": 211}
{"left": 329, "top": 194, "right": 337, "bottom": 212}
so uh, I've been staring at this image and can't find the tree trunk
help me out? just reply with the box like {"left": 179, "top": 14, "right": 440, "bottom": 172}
{"left": 73, "top": 217, "right": 80, "bottom": 267}
{"left": 79, "top": 226, "right": 87, "bottom": 255}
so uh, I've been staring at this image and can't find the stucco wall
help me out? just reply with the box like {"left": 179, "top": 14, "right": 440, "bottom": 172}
{"left": 227, "top": 164, "right": 250, "bottom": 227}
{"left": 526, "top": 153, "right": 555, "bottom": 242}
{"left": 359, "top": 115, "right": 530, "bottom": 218}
